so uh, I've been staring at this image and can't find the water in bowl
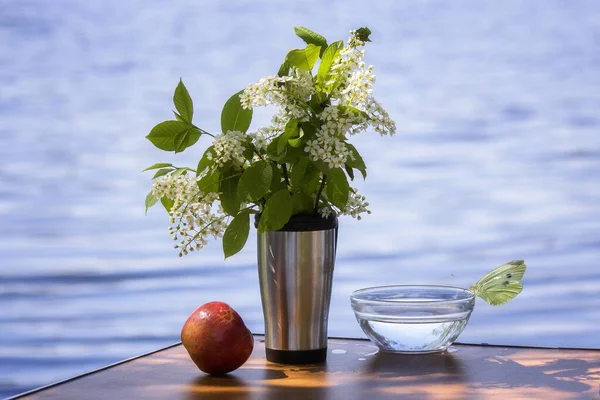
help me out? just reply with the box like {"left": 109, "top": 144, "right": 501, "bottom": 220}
{"left": 359, "top": 318, "right": 470, "bottom": 354}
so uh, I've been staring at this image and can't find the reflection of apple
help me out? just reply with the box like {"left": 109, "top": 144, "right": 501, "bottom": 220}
{"left": 181, "top": 301, "right": 254, "bottom": 375}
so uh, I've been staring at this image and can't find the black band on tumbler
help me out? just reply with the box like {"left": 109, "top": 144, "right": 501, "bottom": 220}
{"left": 265, "top": 348, "right": 327, "bottom": 364}
{"left": 254, "top": 213, "right": 338, "bottom": 232}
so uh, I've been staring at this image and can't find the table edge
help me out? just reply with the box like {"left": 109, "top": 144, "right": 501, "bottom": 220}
{"left": 6, "top": 342, "right": 183, "bottom": 400}
{"left": 8, "top": 335, "right": 600, "bottom": 399}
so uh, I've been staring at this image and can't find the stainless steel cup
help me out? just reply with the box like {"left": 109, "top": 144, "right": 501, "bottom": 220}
{"left": 257, "top": 214, "right": 337, "bottom": 364}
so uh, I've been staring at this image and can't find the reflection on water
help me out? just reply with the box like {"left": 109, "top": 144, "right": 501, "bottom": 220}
{"left": 1, "top": 0, "right": 599, "bottom": 397}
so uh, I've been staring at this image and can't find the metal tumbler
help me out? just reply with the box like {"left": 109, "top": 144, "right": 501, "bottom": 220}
{"left": 257, "top": 214, "right": 338, "bottom": 364}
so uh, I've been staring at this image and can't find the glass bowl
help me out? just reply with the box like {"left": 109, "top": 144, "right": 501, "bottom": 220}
{"left": 350, "top": 285, "right": 475, "bottom": 354}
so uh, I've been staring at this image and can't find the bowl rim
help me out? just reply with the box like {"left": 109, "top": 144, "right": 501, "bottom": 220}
{"left": 350, "top": 284, "right": 475, "bottom": 305}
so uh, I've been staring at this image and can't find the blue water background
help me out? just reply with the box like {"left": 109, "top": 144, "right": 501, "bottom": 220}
{"left": 1, "top": 0, "right": 600, "bottom": 397}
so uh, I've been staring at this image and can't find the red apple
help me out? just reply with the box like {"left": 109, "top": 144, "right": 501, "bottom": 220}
{"left": 181, "top": 301, "right": 254, "bottom": 375}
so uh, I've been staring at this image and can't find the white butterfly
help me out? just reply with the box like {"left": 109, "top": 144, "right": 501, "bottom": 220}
{"left": 469, "top": 260, "right": 527, "bottom": 306}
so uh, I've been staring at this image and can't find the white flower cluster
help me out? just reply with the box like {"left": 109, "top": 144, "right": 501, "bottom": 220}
{"left": 304, "top": 98, "right": 394, "bottom": 168}
{"left": 341, "top": 189, "right": 371, "bottom": 220}
{"left": 289, "top": 69, "right": 316, "bottom": 104}
{"left": 341, "top": 65, "right": 375, "bottom": 103}
{"left": 307, "top": 35, "right": 394, "bottom": 169}
{"left": 240, "top": 69, "right": 314, "bottom": 122}
{"left": 304, "top": 105, "right": 354, "bottom": 168}
{"left": 249, "top": 127, "right": 277, "bottom": 152}
{"left": 210, "top": 130, "right": 247, "bottom": 166}
{"left": 240, "top": 75, "right": 293, "bottom": 109}
{"left": 318, "top": 188, "right": 371, "bottom": 220}
{"left": 304, "top": 129, "right": 351, "bottom": 169}
{"left": 328, "top": 31, "right": 397, "bottom": 137}
{"left": 362, "top": 97, "right": 396, "bottom": 136}
{"left": 152, "top": 174, "right": 227, "bottom": 256}
{"left": 328, "top": 32, "right": 366, "bottom": 92}
{"left": 318, "top": 206, "right": 333, "bottom": 219}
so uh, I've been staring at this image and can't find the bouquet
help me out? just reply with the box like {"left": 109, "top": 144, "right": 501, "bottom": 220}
{"left": 144, "top": 26, "right": 396, "bottom": 258}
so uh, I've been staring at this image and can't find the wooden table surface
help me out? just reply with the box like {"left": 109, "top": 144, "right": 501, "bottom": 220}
{"left": 18, "top": 336, "right": 600, "bottom": 399}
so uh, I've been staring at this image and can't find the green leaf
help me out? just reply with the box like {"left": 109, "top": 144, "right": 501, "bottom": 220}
{"left": 143, "top": 163, "right": 173, "bottom": 172}
{"left": 286, "top": 44, "right": 321, "bottom": 71}
{"left": 242, "top": 145, "right": 254, "bottom": 162}
{"left": 160, "top": 196, "right": 174, "bottom": 213}
{"left": 222, "top": 210, "right": 251, "bottom": 259}
{"left": 221, "top": 91, "right": 253, "bottom": 133}
{"left": 277, "top": 59, "right": 291, "bottom": 77}
{"left": 317, "top": 40, "right": 343, "bottom": 88}
{"left": 174, "top": 128, "right": 201, "bottom": 153}
{"left": 289, "top": 122, "right": 316, "bottom": 149}
{"left": 258, "top": 189, "right": 293, "bottom": 233}
{"left": 326, "top": 168, "right": 350, "bottom": 209}
{"left": 309, "top": 95, "right": 323, "bottom": 113}
{"left": 339, "top": 105, "right": 369, "bottom": 121}
{"left": 313, "top": 160, "right": 331, "bottom": 175}
{"left": 291, "top": 192, "right": 314, "bottom": 214}
{"left": 173, "top": 111, "right": 186, "bottom": 122}
{"left": 171, "top": 168, "right": 189, "bottom": 178}
{"left": 270, "top": 164, "right": 285, "bottom": 191}
{"left": 345, "top": 165, "right": 355, "bottom": 181}
{"left": 345, "top": 143, "right": 367, "bottom": 179}
{"left": 290, "top": 158, "right": 309, "bottom": 187}
{"left": 219, "top": 166, "right": 241, "bottom": 215}
{"left": 197, "top": 168, "right": 220, "bottom": 194}
{"left": 293, "top": 26, "right": 328, "bottom": 52}
{"left": 278, "top": 119, "right": 300, "bottom": 154}
{"left": 238, "top": 160, "right": 273, "bottom": 201}
{"left": 173, "top": 79, "right": 193, "bottom": 123}
{"left": 288, "top": 130, "right": 304, "bottom": 148}
{"left": 279, "top": 146, "right": 306, "bottom": 164}
{"left": 267, "top": 139, "right": 286, "bottom": 161}
{"left": 354, "top": 27, "right": 372, "bottom": 42}
{"left": 298, "top": 163, "right": 321, "bottom": 194}
{"left": 145, "top": 192, "right": 158, "bottom": 215}
{"left": 153, "top": 168, "right": 172, "bottom": 179}
{"left": 268, "top": 139, "right": 305, "bottom": 163}
{"left": 196, "top": 146, "right": 214, "bottom": 176}
{"left": 146, "top": 120, "right": 191, "bottom": 152}
{"left": 300, "top": 122, "right": 318, "bottom": 141}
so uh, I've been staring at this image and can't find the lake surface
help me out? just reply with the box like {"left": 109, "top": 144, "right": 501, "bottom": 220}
{"left": 1, "top": 0, "right": 600, "bottom": 397}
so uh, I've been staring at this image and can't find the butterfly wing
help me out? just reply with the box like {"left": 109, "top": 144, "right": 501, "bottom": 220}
{"left": 469, "top": 260, "right": 527, "bottom": 306}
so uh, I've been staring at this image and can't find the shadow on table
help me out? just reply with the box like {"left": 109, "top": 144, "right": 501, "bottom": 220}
{"left": 185, "top": 348, "right": 600, "bottom": 399}
{"left": 461, "top": 349, "right": 600, "bottom": 394}
{"left": 186, "top": 368, "right": 287, "bottom": 400}
{"left": 358, "top": 349, "right": 600, "bottom": 398}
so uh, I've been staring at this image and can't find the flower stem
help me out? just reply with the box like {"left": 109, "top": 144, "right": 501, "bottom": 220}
{"left": 193, "top": 125, "right": 216, "bottom": 138}
{"left": 314, "top": 174, "right": 327, "bottom": 213}
{"left": 197, "top": 172, "right": 242, "bottom": 193}
{"left": 250, "top": 144, "right": 264, "bottom": 161}
{"left": 282, "top": 164, "right": 290, "bottom": 186}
